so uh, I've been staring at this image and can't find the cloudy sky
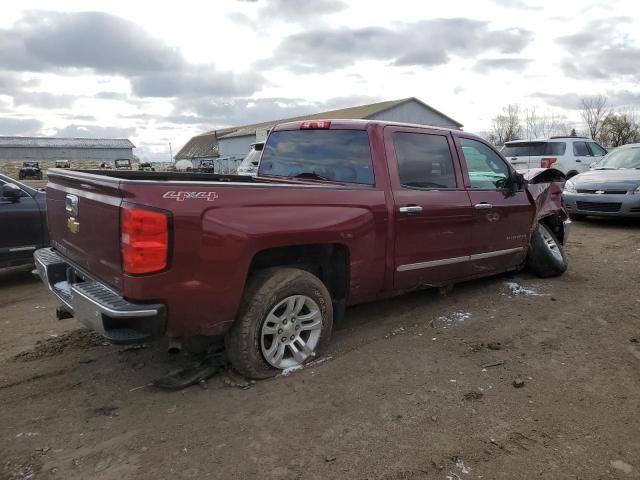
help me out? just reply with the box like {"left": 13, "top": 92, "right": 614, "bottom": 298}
{"left": 1, "top": 0, "right": 639, "bottom": 160}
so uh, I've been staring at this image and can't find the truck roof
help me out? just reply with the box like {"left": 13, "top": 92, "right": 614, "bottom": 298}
{"left": 272, "top": 118, "right": 461, "bottom": 134}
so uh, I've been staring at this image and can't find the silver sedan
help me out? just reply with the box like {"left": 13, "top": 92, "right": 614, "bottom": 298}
{"left": 563, "top": 143, "right": 640, "bottom": 218}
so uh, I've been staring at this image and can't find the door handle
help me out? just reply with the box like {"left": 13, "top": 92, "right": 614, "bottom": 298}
{"left": 576, "top": 159, "right": 582, "bottom": 163}
{"left": 399, "top": 205, "right": 423, "bottom": 213}
{"left": 474, "top": 203, "right": 493, "bottom": 209}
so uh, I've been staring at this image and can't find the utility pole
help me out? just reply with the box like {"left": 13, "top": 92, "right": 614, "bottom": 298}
{"left": 169, "top": 142, "right": 173, "bottom": 163}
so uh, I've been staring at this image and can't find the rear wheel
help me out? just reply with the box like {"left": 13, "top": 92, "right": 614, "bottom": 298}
{"left": 225, "top": 267, "right": 333, "bottom": 379}
{"left": 526, "top": 223, "right": 568, "bottom": 278}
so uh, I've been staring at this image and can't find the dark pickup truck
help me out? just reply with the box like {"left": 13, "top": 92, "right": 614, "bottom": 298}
{"left": 1, "top": 174, "right": 48, "bottom": 268}
{"left": 35, "top": 119, "right": 569, "bottom": 378}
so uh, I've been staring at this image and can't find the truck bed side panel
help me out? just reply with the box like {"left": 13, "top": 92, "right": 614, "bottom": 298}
{"left": 118, "top": 183, "right": 388, "bottom": 336}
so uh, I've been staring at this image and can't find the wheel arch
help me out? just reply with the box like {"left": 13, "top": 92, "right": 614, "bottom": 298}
{"left": 247, "top": 243, "right": 350, "bottom": 306}
{"left": 538, "top": 213, "right": 567, "bottom": 245}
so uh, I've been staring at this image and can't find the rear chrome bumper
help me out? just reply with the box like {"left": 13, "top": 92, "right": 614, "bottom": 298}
{"left": 34, "top": 248, "right": 165, "bottom": 344}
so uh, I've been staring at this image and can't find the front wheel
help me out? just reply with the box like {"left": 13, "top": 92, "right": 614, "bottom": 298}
{"left": 225, "top": 268, "right": 333, "bottom": 379}
{"left": 526, "top": 223, "right": 568, "bottom": 278}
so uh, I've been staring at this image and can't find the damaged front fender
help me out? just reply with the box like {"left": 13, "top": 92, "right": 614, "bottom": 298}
{"left": 524, "top": 168, "right": 569, "bottom": 243}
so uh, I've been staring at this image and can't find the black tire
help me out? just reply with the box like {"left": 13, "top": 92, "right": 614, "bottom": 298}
{"left": 225, "top": 267, "right": 333, "bottom": 379}
{"left": 526, "top": 223, "right": 568, "bottom": 278}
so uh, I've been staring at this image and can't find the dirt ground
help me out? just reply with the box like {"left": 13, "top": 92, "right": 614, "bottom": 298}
{"left": 1, "top": 219, "right": 639, "bottom": 480}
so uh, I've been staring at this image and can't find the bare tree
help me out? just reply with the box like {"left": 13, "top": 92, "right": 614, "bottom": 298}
{"left": 599, "top": 110, "right": 640, "bottom": 147}
{"left": 581, "top": 95, "right": 608, "bottom": 140}
{"left": 524, "top": 107, "right": 541, "bottom": 139}
{"left": 490, "top": 104, "right": 522, "bottom": 146}
{"left": 523, "top": 108, "right": 570, "bottom": 139}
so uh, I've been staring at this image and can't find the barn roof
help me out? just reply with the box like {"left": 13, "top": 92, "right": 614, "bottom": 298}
{"left": 0, "top": 137, "right": 135, "bottom": 149}
{"left": 175, "top": 97, "right": 463, "bottom": 160}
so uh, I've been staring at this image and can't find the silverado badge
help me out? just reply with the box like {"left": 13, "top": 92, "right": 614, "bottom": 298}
{"left": 67, "top": 217, "right": 80, "bottom": 234}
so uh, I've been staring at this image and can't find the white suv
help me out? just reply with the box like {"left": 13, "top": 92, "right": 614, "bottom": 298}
{"left": 236, "top": 142, "right": 264, "bottom": 176}
{"left": 501, "top": 137, "right": 607, "bottom": 178}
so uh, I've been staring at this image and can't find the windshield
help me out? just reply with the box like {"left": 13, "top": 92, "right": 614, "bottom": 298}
{"left": 595, "top": 147, "right": 640, "bottom": 169}
{"left": 115, "top": 159, "right": 130, "bottom": 166}
{"left": 259, "top": 129, "right": 374, "bottom": 184}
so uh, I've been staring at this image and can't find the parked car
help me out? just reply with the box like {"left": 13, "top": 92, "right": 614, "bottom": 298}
{"left": 18, "top": 162, "right": 43, "bottom": 180}
{"left": 138, "top": 162, "right": 155, "bottom": 172}
{"left": 563, "top": 143, "right": 640, "bottom": 218}
{"left": 34, "top": 119, "right": 569, "bottom": 378}
{"left": 0, "top": 174, "right": 48, "bottom": 268}
{"left": 501, "top": 136, "right": 607, "bottom": 178}
{"left": 198, "top": 159, "right": 216, "bottom": 174}
{"left": 55, "top": 160, "right": 71, "bottom": 168}
{"left": 237, "top": 142, "right": 265, "bottom": 176}
{"left": 115, "top": 159, "right": 132, "bottom": 170}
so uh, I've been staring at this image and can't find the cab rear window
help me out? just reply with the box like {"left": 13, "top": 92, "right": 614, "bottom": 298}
{"left": 258, "top": 130, "right": 374, "bottom": 184}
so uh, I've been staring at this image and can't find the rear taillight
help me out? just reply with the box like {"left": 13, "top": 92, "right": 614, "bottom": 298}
{"left": 300, "top": 120, "right": 331, "bottom": 129}
{"left": 541, "top": 157, "right": 557, "bottom": 168}
{"left": 121, "top": 206, "right": 169, "bottom": 275}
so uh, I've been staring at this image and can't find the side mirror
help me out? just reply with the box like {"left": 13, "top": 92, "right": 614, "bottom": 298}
{"left": 510, "top": 172, "right": 526, "bottom": 191}
{"left": 2, "top": 183, "right": 22, "bottom": 202}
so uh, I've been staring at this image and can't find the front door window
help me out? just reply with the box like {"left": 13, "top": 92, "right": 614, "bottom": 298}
{"left": 459, "top": 138, "right": 510, "bottom": 190}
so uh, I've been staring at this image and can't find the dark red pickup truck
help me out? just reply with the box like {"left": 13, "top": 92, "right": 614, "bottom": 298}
{"left": 35, "top": 119, "right": 569, "bottom": 378}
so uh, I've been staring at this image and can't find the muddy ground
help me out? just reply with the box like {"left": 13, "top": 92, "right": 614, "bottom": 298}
{"left": 1, "top": 219, "right": 639, "bottom": 480}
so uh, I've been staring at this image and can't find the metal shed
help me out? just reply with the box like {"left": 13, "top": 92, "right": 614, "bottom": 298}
{"left": 0, "top": 137, "right": 135, "bottom": 162}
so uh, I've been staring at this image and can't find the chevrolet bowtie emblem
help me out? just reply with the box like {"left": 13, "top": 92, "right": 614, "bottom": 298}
{"left": 67, "top": 217, "right": 80, "bottom": 234}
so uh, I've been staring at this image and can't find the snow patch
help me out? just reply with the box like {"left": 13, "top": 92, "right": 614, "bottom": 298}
{"left": 434, "top": 312, "right": 472, "bottom": 329}
{"left": 280, "top": 356, "right": 333, "bottom": 376}
{"left": 504, "top": 282, "right": 545, "bottom": 296}
{"left": 281, "top": 365, "right": 304, "bottom": 376}
{"left": 455, "top": 458, "right": 471, "bottom": 474}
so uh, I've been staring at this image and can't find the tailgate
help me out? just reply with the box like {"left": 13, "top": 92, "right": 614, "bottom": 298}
{"left": 46, "top": 170, "right": 123, "bottom": 289}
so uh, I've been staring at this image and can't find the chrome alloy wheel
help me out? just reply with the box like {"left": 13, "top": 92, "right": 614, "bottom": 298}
{"left": 260, "top": 295, "right": 323, "bottom": 369}
{"left": 541, "top": 227, "right": 563, "bottom": 262}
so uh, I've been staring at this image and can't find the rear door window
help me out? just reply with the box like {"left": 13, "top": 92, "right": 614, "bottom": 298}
{"left": 573, "top": 142, "right": 591, "bottom": 156}
{"left": 393, "top": 132, "right": 457, "bottom": 189}
{"left": 460, "top": 138, "right": 511, "bottom": 189}
{"left": 259, "top": 129, "right": 374, "bottom": 184}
